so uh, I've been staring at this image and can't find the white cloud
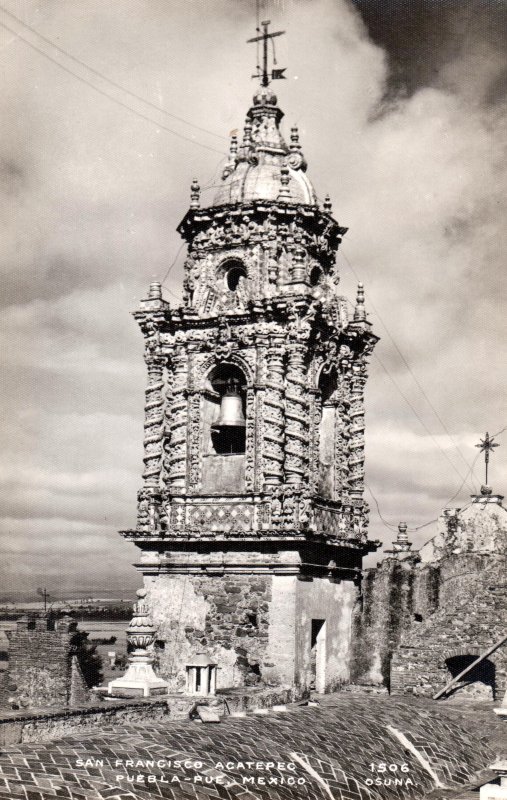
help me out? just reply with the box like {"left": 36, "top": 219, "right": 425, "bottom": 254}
{"left": 0, "top": 0, "right": 505, "bottom": 589}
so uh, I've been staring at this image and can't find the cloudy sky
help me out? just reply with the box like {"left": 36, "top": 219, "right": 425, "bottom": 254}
{"left": 0, "top": 0, "right": 505, "bottom": 596}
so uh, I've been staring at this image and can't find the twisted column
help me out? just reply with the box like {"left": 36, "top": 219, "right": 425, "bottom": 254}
{"left": 309, "top": 384, "right": 322, "bottom": 495}
{"left": 348, "top": 362, "right": 366, "bottom": 497}
{"left": 335, "top": 361, "right": 352, "bottom": 495}
{"left": 142, "top": 356, "right": 165, "bottom": 488}
{"left": 262, "top": 340, "right": 285, "bottom": 488}
{"left": 284, "top": 344, "right": 309, "bottom": 486}
{"left": 166, "top": 348, "right": 188, "bottom": 491}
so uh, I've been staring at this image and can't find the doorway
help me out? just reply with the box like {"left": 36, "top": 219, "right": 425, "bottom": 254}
{"left": 311, "top": 619, "right": 326, "bottom": 693}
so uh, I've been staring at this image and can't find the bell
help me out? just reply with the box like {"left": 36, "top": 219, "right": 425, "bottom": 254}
{"left": 212, "top": 379, "right": 246, "bottom": 429}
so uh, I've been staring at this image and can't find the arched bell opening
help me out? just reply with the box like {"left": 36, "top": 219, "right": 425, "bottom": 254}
{"left": 209, "top": 364, "right": 246, "bottom": 455}
{"left": 317, "top": 364, "right": 338, "bottom": 499}
{"left": 201, "top": 363, "right": 247, "bottom": 493}
{"left": 220, "top": 259, "right": 247, "bottom": 292}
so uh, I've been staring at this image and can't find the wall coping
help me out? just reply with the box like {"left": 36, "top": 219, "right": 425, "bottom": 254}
{"left": 0, "top": 696, "right": 170, "bottom": 725}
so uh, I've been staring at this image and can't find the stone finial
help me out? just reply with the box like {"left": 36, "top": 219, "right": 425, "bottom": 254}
{"left": 354, "top": 282, "right": 367, "bottom": 322}
{"left": 108, "top": 587, "right": 168, "bottom": 698}
{"left": 323, "top": 194, "right": 332, "bottom": 213}
{"left": 292, "top": 244, "right": 306, "bottom": 283}
{"left": 387, "top": 521, "right": 412, "bottom": 555}
{"left": 190, "top": 178, "right": 200, "bottom": 209}
{"left": 397, "top": 521, "right": 408, "bottom": 544}
{"left": 148, "top": 281, "right": 162, "bottom": 300}
{"left": 278, "top": 163, "right": 291, "bottom": 200}
{"left": 243, "top": 119, "right": 252, "bottom": 147}
{"left": 290, "top": 125, "right": 301, "bottom": 152}
{"left": 222, "top": 134, "right": 239, "bottom": 179}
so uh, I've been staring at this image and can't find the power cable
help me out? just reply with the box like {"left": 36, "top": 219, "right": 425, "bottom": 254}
{"left": 0, "top": 18, "right": 227, "bottom": 157}
{"left": 161, "top": 242, "right": 186, "bottom": 288}
{"left": 372, "top": 350, "right": 474, "bottom": 489}
{"left": 0, "top": 4, "right": 229, "bottom": 143}
{"left": 369, "top": 426, "right": 504, "bottom": 536}
{"left": 339, "top": 247, "right": 477, "bottom": 486}
{"left": 366, "top": 484, "right": 398, "bottom": 533}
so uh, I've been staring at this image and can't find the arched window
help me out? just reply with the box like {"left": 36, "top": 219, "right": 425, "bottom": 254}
{"left": 222, "top": 259, "right": 247, "bottom": 292}
{"left": 207, "top": 364, "right": 247, "bottom": 455}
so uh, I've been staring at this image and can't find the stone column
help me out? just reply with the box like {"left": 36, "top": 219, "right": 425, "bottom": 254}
{"left": 142, "top": 356, "right": 165, "bottom": 488}
{"left": 262, "top": 338, "right": 285, "bottom": 489}
{"left": 284, "top": 343, "right": 309, "bottom": 486}
{"left": 137, "top": 355, "right": 164, "bottom": 532}
{"left": 166, "top": 347, "right": 188, "bottom": 491}
{"left": 348, "top": 361, "right": 367, "bottom": 498}
{"left": 335, "top": 358, "right": 352, "bottom": 495}
{"left": 309, "top": 383, "right": 322, "bottom": 495}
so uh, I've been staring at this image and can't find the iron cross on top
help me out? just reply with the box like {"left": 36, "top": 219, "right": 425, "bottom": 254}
{"left": 247, "top": 20, "right": 286, "bottom": 87}
{"left": 475, "top": 431, "right": 500, "bottom": 485}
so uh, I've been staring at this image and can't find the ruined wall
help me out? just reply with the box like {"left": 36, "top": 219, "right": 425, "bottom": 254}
{"left": 391, "top": 555, "right": 507, "bottom": 699}
{"left": 4, "top": 616, "right": 92, "bottom": 710}
{"left": 351, "top": 557, "right": 421, "bottom": 687}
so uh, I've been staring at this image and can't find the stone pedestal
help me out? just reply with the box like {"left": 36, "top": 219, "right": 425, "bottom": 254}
{"left": 108, "top": 650, "right": 168, "bottom": 697}
{"left": 108, "top": 588, "right": 168, "bottom": 698}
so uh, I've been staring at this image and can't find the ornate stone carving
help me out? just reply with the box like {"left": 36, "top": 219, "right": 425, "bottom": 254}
{"left": 187, "top": 391, "right": 202, "bottom": 492}
{"left": 348, "top": 362, "right": 367, "bottom": 495}
{"left": 142, "top": 356, "right": 164, "bottom": 488}
{"left": 128, "top": 84, "right": 379, "bottom": 566}
{"left": 284, "top": 342, "right": 309, "bottom": 486}
{"left": 166, "top": 348, "right": 188, "bottom": 490}
{"left": 244, "top": 388, "right": 256, "bottom": 491}
{"left": 262, "top": 339, "right": 285, "bottom": 488}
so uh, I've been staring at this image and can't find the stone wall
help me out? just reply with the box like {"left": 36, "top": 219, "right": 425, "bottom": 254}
{"left": 145, "top": 551, "right": 359, "bottom": 694}
{"left": 146, "top": 569, "right": 273, "bottom": 691}
{"left": 2, "top": 615, "right": 92, "bottom": 710}
{"left": 351, "top": 556, "right": 421, "bottom": 687}
{"left": 0, "top": 697, "right": 173, "bottom": 746}
{"left": 390, "top": 555, "right": 507, "bottom": 699}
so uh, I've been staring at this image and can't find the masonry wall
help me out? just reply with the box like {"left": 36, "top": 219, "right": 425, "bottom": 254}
{"left": 145, "top": 568, "right": 276, "bottom": 691}
{"left": 351, "top": 557, "right": 422, "bottom": 687}
{"left": 145, "top": 549, "right": 359, "bottom": 694}
{"left": 3, "top": 616, "right": 92, "bottom": 710}
{"left": 390, "top": 555, "right": 507, "bottom": 699}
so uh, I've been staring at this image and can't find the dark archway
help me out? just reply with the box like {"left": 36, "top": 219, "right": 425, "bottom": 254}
{"left": 445, "top": 655, "right": 496, "bottom": 699}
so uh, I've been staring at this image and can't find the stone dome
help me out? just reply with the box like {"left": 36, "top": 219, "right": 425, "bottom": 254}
{"left": 211, "top": 89, "right": 317, "bottom": 207}
{"left": 213, "top": 158, "right": 317, "bottom": 206}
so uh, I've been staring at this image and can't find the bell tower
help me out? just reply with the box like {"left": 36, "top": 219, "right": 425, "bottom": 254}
{"left": 121, "top": 24, "right": 379, "bottom": 694}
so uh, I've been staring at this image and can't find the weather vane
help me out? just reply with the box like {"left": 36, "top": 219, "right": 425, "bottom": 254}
{"left": 475, "top": 431, "right": 499, "bottom": 485}
{"left": 247, "top": 20, "right": 286, "bottom": 87}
